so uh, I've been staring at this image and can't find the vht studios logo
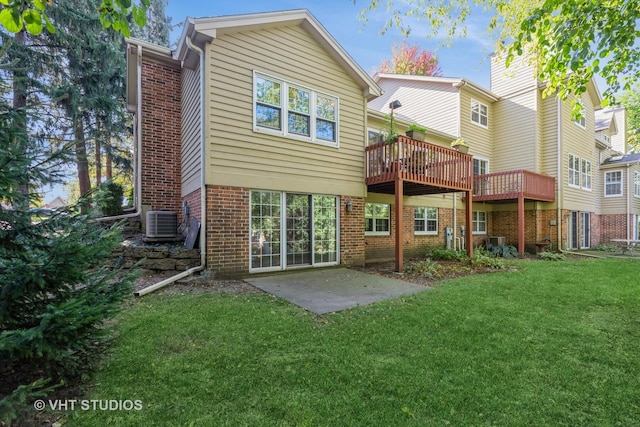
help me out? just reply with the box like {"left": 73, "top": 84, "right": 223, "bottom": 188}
{"left": 33, "top": 399, "right": 143, "bottom": 411}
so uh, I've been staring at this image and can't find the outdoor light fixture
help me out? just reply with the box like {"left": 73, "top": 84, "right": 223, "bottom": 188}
{"left": 345, "top": 199, "right": 353, "bottom": 212}
{"left": 389, "top": 100, "right": 402, "bottom": 136}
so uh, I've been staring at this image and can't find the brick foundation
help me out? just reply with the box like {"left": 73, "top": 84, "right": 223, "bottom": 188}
{"left": 340, "top": 197, "right": 366, "bottom": 266}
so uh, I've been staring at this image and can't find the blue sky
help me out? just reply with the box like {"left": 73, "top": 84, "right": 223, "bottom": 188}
{"left": 165, "top": 0, "right": 497, "bottom": 88}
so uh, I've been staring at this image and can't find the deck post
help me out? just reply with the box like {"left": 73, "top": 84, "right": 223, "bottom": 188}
{"left": 465, "top": 190, "right": 473, "bottom": 258}
{"left": 518, "top": 194, "right": 525, "bottom": 255}
{"left": 395, "top": 179, "right": 404, "bottom": 272}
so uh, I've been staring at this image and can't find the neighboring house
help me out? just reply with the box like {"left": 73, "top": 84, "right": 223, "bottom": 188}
{"left": 45, "top": 196, "right": 66, "bottom": 209}
{"left": 126, "top": 9, "right": 633, "bottom": 277}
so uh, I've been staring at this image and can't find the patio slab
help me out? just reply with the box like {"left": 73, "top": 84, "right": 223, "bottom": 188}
{"left": 245, "top": 268, "right": 430, "bottom": 314}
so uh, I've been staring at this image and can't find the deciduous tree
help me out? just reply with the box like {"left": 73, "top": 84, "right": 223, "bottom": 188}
{"left": 375, "top": 40, "right": 442, "bottom": 76}
{"left": 356, "top": 0, "right": 640, "bottom": 106}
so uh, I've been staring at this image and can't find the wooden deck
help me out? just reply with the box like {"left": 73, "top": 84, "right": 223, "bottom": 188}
{"left": 472, "top": 170, "right": 555, "bottom": 202}
{"left": 365, "top": 136, "right": 473, "bottom": 195}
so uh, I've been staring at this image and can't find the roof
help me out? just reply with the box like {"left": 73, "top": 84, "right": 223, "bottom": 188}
{"left": 595, "top": 109, "right": 617, "bottom": 134}
{"left": 601, "top": 153, "right": 640, "bottom": 166}
{"left": 175, "top": 9, "right": 382, "bottom": 100}
{"left": 374, "top": 73, "right": 501, "bottom": 102}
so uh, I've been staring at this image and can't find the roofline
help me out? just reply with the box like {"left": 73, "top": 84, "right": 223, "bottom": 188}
{"left": 175, "top": 10, "right": 382, "bottom": 100}
{"left": 375, "top": 73, "right": 500, "bottom": 102}
{"left": 367, "top": 108, "right": 457, "bottom": 141}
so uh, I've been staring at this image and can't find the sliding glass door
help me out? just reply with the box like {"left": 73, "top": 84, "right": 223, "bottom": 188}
{"left": 251, "top": 191, "right": 338, "bottom": 271}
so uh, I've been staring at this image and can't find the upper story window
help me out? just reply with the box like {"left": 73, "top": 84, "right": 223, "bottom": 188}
{"left": 635, "top": 171, "right": 640, "bottom": 197}
{"left": 471, "top": 99, "right": 488, "bottom": 128}
{"left": 603, "top": 134, "right": 611, "bottom": 145}
{"left": 581, "top": 159, "right": 592, "bottom": 190}
{"left": 414, "top": 207, "right": 438, "bottom": 235}
{"left": 254, "top": 72, "right": 339, "bottom": 146}
{"left": 365, "top": 203, "right": 390, "bottom": 235}
{"left": 568, "top": 153, "right": 580, "bottom": 188}
{"left": 604, "top": 170, "right": 623, "bottom": 197}
{"left": 367, "top": 129, "right": 385, "bottom": 145}
{"left": 473, "top": 158, "right": 489, "bottom": 176}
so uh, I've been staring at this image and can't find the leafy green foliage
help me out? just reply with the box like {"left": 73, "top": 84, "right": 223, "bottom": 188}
{"left": 357, "top": 0, "right": 640, "bottom": 106}
{"left": 0, "top": 72, "right": 135, "bottom": 425}
{"left": 485, "top": 243, "right": 519, "bottom": 258}
{"left": 0, "top": 0, "right": 148, "bottom": 36}
{"left": 404, "top": 259, "right": 444, "bottom": 279}
{"left": 538, "top": 251, "right": 567, "bottom": 261}
{"left": 470, "top": 247, "right": 506, "bottom": 269}
{"left": 94, "top": 180, "right": 124, "bottom": 216}
{"left": 594, "top": 243, "right": 622, "bottom": 253}
{"left": 425, "top": 248, "right": 466, "bottom": 261}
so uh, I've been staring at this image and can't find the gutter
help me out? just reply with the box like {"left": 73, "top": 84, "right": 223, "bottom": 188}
{"left": 556, "top": 97, "right": 563, "bottom": 250}
{"left": 135, "top": 36, "right": 207, "bottom": 296}
{"left": 94, "top": 44, "right": 144, "bottom": 223}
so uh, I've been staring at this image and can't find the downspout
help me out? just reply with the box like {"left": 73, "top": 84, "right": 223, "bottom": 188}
{"left": 95, "top": 44, "right": 143, "bottom": 222}
{"left": 136, "top": 36, "right": 207, "bottom": 296}
{"left": 452, "top": 81, "right": 464, "bottom": 248}
{"left": 627, "top": 164, "right": 631, "bottom": 242}
{"left": 556, "top": 97, "right": 563, "bottom": 250}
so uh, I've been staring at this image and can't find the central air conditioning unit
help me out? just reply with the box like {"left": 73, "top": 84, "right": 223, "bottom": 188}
{"left": 488, "top": 236, "right": 506, "bottom": 246}
{"left": 146, "top": 210, "right": 177, "bottom": 238}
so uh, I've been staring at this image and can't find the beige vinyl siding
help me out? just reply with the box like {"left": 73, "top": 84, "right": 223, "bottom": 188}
{"left": 366, "top": 192, "right": 459, "bottom": 210}
{"left": 490, "top": 54, "right": 537, "bottom": 98}
{"left": 492, "top": 90, "right": 537, "bottom": 172}
{"left": 205, "top": 25, "right": 368, "bottom": 197}
{"left": 560, "top": 92, "right": 598, "bottom": 211}
{"left": 371, "top": 79, "right": 459, "bottom": 137}
{"left": 601, "top": 168, "right": 628, "bottom": 214}
{"left": 539, "top": 93, "right": 559, "bottom": 179}
{"left": 181, "top": 66, "right": 202, "bottom": 196}
{"left": 459, "top": 89, "right": 492, "bottom": 160}
{"left": 632, "top": 165, "right": 640, "bottom": 214}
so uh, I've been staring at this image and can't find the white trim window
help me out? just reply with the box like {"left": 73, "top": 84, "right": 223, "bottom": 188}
{"left": 414, "top": 207, "right": 438, "bottom": 235}
{"left": 365, "top": 203, "right": 390, "bottom": 235}
{"left": 471, "top": 99, "right": 488, "bottom": 128}
{"left": 575, "top": 115, "right": 586, "bottom": 129}
{"left": 604, "top": 170, "right": 623, "bottom": 197}
{"left": 254, "top": 71, "right": 339, "bottom": 146}
{"left": 367, "top": 129, "right": 385, "bottom": 145}
{"left": 472, "top": 211, "right": 487, "bottom": 234}
{"left": 568, "top": 154, "right": 580, "bottom": 188}
{"left": 581, "top": 159, "right": 592, "bottom": 190}
{"left": 635, "top": 171, "right": 640, "bottom": 197}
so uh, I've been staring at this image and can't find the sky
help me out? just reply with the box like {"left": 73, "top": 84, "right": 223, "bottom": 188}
{"left": 165, "top": 0, "right": 498, "bottom": 88}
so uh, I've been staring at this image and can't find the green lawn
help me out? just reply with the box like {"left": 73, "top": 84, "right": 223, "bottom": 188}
{"left": 67, "top": 258, "right": 640, "bottom": 426}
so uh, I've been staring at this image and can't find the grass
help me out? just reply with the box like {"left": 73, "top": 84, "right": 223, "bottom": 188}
{"left": 65, "top": 258, "right": 640, "bottom": 426}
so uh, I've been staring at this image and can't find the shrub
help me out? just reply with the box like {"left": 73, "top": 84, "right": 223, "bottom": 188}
{"left": 538, "top": 251, "right": 567, "bottom": 261}
{"left": 470, "top": 249, "right": 506, "bottom": 269}
{"left": 94, "top": 180, "right": 124, "bottom": 216}
{"left": 404, "top": 259, "right": 444, "bottom": 279}
{"left": 486, "top": 243, "right": 519, "bottom": 258}
{"left": 425, "top": 248, "right": 465, "bottom": 261}
{"left": 594, "top": 243, "right": 620, "bottom": 253}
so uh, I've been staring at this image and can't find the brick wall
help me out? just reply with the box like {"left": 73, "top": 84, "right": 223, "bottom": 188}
{"left": 206, "top": 185, "right": 250, "bottom": 277}
{"left": 601, "top": 214, "right": 630, "bottom": 242}
{"left": 140, "top": 59, "right": 182, "bottom": 218}
{"left": 182, "top": 188, "right": 201, "bottom": 223}
{"left": 489, "top": 209, "right": 558, "bottom": 252}
{"left": 340, "top": 197, "right": 365, "bottom": 266}
{"left": 365, "top": 206, "right": 458, "bottom": 262}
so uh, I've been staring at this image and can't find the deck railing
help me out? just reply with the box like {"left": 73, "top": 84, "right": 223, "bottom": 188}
{"left": 472, "top": 169, "right": 555, "bottom": 202}
{"left": 365, "top": 136, "right": 473, "bottom": 192}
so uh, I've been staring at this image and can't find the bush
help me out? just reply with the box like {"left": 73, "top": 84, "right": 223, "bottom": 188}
{"left": 425, "top": 248, "right": 466, "bottom": 261}
{"left": 470, "top": 248, "right": 506, "bottom": 269}
{"left": 404, "top": 259, "right": 444, "bottom": 279}
{"left": 486, "top": 243, "right": 519, "bottom": 258}
{"left": 594, "top": 243, "right": 620, "bottom": 253}
{"left": 0, "top": 104, "right": 135, "bottom": 424}
{"left": 538, "top": 251, "right": 567, "bottom": 261}
{"left": 94, "top": 180, "right": 124, "bottom": 216}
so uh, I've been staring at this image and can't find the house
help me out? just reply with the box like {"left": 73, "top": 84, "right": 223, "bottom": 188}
{"left": 126, "top": 9, "right": 634, "bottom": 278}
